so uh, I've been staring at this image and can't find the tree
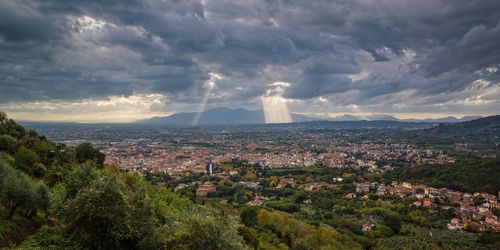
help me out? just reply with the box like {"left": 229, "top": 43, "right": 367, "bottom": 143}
{"left": 164, "top": 212, "right": 246, "bottom": 250}
{"left": 384, "top": 214, "right": 402, "bottom": 234}
{"left": 0, "top": 160, "right": 44, "bottom": 219}
{"left": 0, "top": 152, "right": 15, "bottom": 166}
{"left": 33, "top": 162, "right": 47, "bottom": 178}
{"left": 64, "top": 162, "right": 100, "bottom": 199}
{"left": 0, "top": 159, "right": 15, "bottom": 194}
{"left": 0, "top": 134, "right": 17, "bottom": 153}
{"left": 63, "top": 173, "right": 156, "bottom": 249}
{"left": 65, "top": 175, "right": 132, "bottom": 249}
{"left": 75, "top": 143, "right": 105, "bottom": 168}
{"left": 0, "top": 111, "right": 7, "bottom": 125}
{"left": 35, "top": 184, "right": 51, "bottom": 216}
{"left": 233, "top": 187, "right": 252, "bottom": 204}
{"left": 238, "top": 226, "right": 259, "bottom": 249}
{"left": 373, "top": 224, "right": 394, "bottom": 238}
{"left": 241, "top": 206, "right": 260, "bottom": 227}
{"left": 14, "top": 146, "right": 40, "bottom": 176}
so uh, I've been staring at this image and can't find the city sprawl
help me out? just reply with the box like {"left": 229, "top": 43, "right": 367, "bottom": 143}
{"left": 32, "top": 123, "right": 500, "bottom": 234}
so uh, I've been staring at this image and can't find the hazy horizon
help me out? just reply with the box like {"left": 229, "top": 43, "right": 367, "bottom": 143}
{"left": 8, "top": 106, "right": 491, "bottom": 124}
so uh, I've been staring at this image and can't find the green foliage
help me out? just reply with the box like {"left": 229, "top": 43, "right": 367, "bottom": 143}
{"left": 374, "top": 224, "right": 494, "bottom": 250}
{"left": 393, "top": 157, "right": 500, "bottom": 194}
{"left": 14, "top": 147, "right": 40, "bottom": 177}
{"left": 366, "top": 208, "right": 403, "bottom": 234}
{"left": 373, "top": 224, "right": 394, "bottom": 238}
{"left": 265, "top": 200, "right": 300, "bottom": 213}
{"left": 384, "top": 214, "right": 402, "bottom": 234}
{"left": 16, "top": 226, "right": 83, "bottom": 250}
{"left": 477, "top": 233, "right": 500, "bottom": 248}
{"left": 238, "top": 226, "right": 259, "bottom": 249}
{"left": 0, "top": 151, "right": 15, "bottom": 166}
{"left": 159, "top": 210, "right": 246, "bottom": 250}
{"left": 0, "top": 160, "right": 50, "bottom": 219}
{"left": 0, "top": 134, "right": 17, "bottom": 153}
{"left": 20, "top": 162, "right": 247, "bottom": 250}
{"left": 254, "top": 209, "right": 362, "bottom": 250}
{"left": 240, "top": 206, "right": 260, "bottom": 227}
{"left": 63, "top": 162, "right": 100, "bottom": 200}
{"left": 75, "top": 143, "right": 105, "bottom": 168}
{"left": 144, "top": 171, "right": 172, "bottom": 185}
{"left": 33, "top": 185, "right": 50, "bottom": 215}
{"left": 64, "top": 174, "right": 154, "bottom": 249}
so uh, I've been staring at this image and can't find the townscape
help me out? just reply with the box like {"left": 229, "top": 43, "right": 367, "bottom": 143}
{"left": 30, "top": 122, "right": 500, "bottom": 238}
{"left": 37, "top": 125, "right": 453, "bottom": 174}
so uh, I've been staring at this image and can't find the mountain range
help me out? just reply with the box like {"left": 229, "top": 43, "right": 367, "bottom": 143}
{"left": 137, "top": 108, "right": 483, "bottom": 125}
{"left": 137, "top": 108, "right": 313, "bottom": 125}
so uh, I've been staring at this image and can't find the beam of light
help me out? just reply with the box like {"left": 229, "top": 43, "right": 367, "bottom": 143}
{"left": 192, "top": 72, "right": 222, "bottom": 126}
{"left": 262, "top": 82, "right": 292, "bottom": 124}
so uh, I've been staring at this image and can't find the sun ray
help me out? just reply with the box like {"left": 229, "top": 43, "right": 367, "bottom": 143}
{"left": 192, "top": 73, "right": 222, "bottom": 126}
{"left": 262, "top": 82, "right": 293, "bottom": 124}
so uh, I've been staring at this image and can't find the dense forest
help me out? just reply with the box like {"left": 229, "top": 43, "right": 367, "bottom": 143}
{"left": 388, "top": 157, "right": 500, "bottom": 194}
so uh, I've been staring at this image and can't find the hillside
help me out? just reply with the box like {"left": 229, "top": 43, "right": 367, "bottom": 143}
{"left": 439, "top": 115, "right": 500, "bottom": 130}
{"left": 388, "top": 157, "right": 500, "bottom": 194}
{"left": 383, "top": 115, "right": 500, "bottom": 153}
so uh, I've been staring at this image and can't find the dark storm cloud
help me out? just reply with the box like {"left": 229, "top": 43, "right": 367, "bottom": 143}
{"left": 0, "top": 0, "right": 499, "bottom": 115}
{"left": 0, "top": 1, "right": 66, "bottom": 42}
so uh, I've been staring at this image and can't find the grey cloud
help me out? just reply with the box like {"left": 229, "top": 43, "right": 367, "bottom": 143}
{"left": 422, "top": 21, "right": 500, "bottom": 77}
{"left": 0, "top": 1, "right": 66, "bottom": 42}
{"left": 0, "top": 0, "right": 499, "bottom": 116}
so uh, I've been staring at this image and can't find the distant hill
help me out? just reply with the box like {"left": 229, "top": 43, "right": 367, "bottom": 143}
{"left": 403, "top": 115, "right": 483, "bottom": 123}
{"left": 136, "top": 108, "right": 315, "bottom": 125}
{"left": 432, "top": 115, "right": 500, "bottom": 134}
{"left": 388, "top": 115, "right": 500, "bottom": 151}
{"left": 389, "top": 157, "right": 500, "bottom": 194}
{"left": 259, "top": 120, "right": 433, "bottom": 129}
{"left": 330, "top": 114, "right": 482, "bottom": 123}
{"left": 137, "top": 108, "right": 484, "bottom": 125}
{"left": 446, "top": 114, "right": 500, "bottom": 129}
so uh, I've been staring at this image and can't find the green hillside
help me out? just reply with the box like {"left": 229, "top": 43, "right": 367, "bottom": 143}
{"left": 388, "top": 157, "right": 500, "bottom": 194}
{"left": 377, "top": 115, "right": 500, "bottom": 155}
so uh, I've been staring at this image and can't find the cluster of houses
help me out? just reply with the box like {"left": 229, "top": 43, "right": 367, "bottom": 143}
{"left": 247, "top": 195, "right": 269, "bottom": 206}
{"left": 195, "top": 182, "right": 217, "bottom": 197}
{"left": 299, "top": 182, "right": 331, "bottom": 192}
{"left": 101, "top": 130, "right": 455, "bottom": 179}
{"left": 447, "top": 192, "right": 500, "bottom": 232}
{"left": 352, "top": 181, "right": 500, "bottom": 232}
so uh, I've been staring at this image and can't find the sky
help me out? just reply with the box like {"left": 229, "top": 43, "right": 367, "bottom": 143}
{"left": 1, "top": 0, "right": 500, "bottom": 122}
